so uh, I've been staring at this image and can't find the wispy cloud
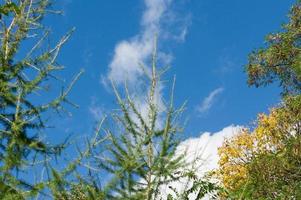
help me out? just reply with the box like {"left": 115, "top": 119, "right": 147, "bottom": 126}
{"left": 105, "top": 0, "right": 174, "bottom": 86}
{"left": 197, "top": 87, "right": 224, "bottom": 113}
{"left": 104, "top": 0, "right": 191, "bottom": 85}
{"left": 103, "top": 0, "right": 189, "bottom": 128}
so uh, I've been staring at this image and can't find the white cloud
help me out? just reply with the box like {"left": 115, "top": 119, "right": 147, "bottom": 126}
{"left": 105, "top": 0, "right": 190, "bottom": 85}
{"left": 106, "top": 0, "right": 173, "bottom": 86}
{"left": 197, "top": 87, "right": 224, "bottom": 113}
{"left": 177, "top": 125, "right": 242, "bottom": 174}
{"left": 160, "top": 125, "right": 243, "bottom": 199}
{"left": 104, "top": 0, "right": 190, "bottom": 129}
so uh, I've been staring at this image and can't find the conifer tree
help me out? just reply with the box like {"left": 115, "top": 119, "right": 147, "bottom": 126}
{"left": 99, "top": 49, "right": 186, "bottom": 200}
{"left": 0, "top": 0, "right": 80, "bottom": 198}
{"left": 47, "top": 119, "right": 107, "bottom": 199}
{"left": 87, "top": 45, "right": 217, "bottom": 200}
{"left": 47, "top": 44, "right": 217, "bottom": 200}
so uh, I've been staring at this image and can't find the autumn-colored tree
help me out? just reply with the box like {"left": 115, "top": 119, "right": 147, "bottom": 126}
{"left": 218, "top": 95, "right": 301, "bottom": 199}
{"left": 218, "top": 1, "right": 301, "bottom": 198}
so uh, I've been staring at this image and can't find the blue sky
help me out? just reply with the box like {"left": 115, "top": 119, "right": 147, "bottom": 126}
{"left": 41, "top": 0, "right": 295, "bottom": 148}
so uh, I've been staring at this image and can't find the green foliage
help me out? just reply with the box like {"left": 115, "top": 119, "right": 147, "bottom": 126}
{"left": 0, "top": 0, "right": 79, "bottom": 197}
{"left": 1, "top": 2, "right": 216, "bottom": 198}
{"left": 242, "top": 95, "right": 301, "bottom": 199}
{"left": 100, "top": 50, "right": 186, "bottom": 199}
{"left": 167, "top": 170, "right": 219, "bottom": 200}
{"left": 47, "top": 119, "right": 107, "bottom": 199}
{"left": 75, "top": 46, "right": 216, "bottom": 200}
{"left": 41, "top": 44, "right": 218, "bottom": 199}
{"left": 0, "top": 2, "right": 20, "bottom": 16}
{"left": 218, "top": 1, "right": 301, "bottom": 199}
{"left": 246, "top": 0, "right": 301, "bottom": 95}
{"left": 219, "top": 1, "right": 301, "bottom": 199}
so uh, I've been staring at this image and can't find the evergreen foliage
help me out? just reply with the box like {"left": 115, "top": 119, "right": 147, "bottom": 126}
{"left": 91, "top": 46, "right": 215, "bottom": 200}
{"left": 47, "top": 119, "right": 107, "bottom": 199}
{"left": 3, "top": 0, "right": 300, "bottom": 199}
{"left": 0, "top": 1, "right": 215, "bottom": 198}
{"left": 46, "top": 44, "right": 218, "bottom": 200}
{"left": 0, "top": 0, "right": 80, "bottom": 198}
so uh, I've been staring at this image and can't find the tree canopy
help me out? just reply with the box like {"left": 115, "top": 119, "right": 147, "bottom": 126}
{"left": 218, "top": 0, "right": 301, "bottom": 199}
{"left": 218, "top": 95, "right": 301, "bottom": 199}
{"left": 1, "top": 0, "right": 300, "bottom": 199}
{"left": 0, "top": 0, "right": 80, "bottom": 198}
{"left": 246, "top": 0, "right": 301, "bottom": 95}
